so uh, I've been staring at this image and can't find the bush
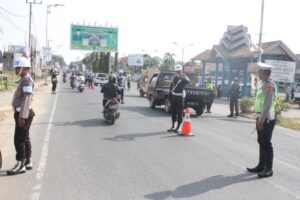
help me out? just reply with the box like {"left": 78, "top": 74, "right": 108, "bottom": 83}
{"left": 240, "top": 98, "right": 254, "bottom": 113}
{"left": 275, "top": 97, "right": 291, "bottom": 116}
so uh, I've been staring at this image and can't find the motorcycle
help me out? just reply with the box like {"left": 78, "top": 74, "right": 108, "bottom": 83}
{"left": 103, "top": 97, "right": 120, "bottom": 125}
{"left": 78, "top": 81, "right": 85, "bottom": 93}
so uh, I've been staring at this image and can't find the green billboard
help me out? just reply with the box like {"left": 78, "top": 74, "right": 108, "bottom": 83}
{"left": 70, "top": 25, "right": 118, "bottom": 52}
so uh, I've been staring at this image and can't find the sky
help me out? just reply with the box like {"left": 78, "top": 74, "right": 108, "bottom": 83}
{"left": 0, "top": 0, "right": 300, "bottom": 64}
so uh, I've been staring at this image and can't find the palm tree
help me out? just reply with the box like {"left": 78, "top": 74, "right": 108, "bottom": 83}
{"left": 161, "top": 52, "right": 175, "bottom": 71}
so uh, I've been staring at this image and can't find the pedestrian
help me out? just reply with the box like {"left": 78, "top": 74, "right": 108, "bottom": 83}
{"left": 117, "top": 70, "right": 126, "bottom": 104}
{"left": 51, "top": 68, "right": 58, "bottom": 94}
{"left": 247, "top": 62, "right": 277, "bottom": 178}
{"left": 127, "top": 73, "right": 131, "bottom": 91}
{"left": 205, "top": 77, "right": 216, "bottom": 113}
{"left": 291, "top": 87, "right": 295, "bottom": 100}
{"left": 167, "top": 64, "right": 190, "bottom": 133}
{"left": 227, "top": 77, "right": 240, "bottom": 117}
{"left": 7, "top": 57, "right": 35, "bottom": 175}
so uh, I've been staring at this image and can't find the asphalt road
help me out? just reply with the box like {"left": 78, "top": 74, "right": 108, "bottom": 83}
{"left": 0, "top": 80, "right": 300, "bottom": 200}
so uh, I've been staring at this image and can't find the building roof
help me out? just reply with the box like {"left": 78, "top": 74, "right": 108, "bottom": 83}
{"left": 191, "top": 49, "right": 211, "bottom": 61}
{"left": 192, "top": 40, "right": 298, "bottom": 62}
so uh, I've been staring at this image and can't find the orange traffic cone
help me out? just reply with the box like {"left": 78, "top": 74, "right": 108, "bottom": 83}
{"left": 179, "top": 108, "right": 194, "bottom": 136}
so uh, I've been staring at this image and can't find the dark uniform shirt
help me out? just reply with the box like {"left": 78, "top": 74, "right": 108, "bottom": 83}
{"left": 12, "top": 74, "right": 34, "bottom": 119}
{"left": 101, "top": 82, "right": 120, "bottom": 99}
{"left": 229, "top": 82, "right": 240, "bottom": 99}
{"left": 170, "top": 75, "right": 190, "bottom": 96}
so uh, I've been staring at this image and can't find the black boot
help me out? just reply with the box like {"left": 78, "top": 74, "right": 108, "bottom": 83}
{"left": 247, "top": 150, "right": 265, "bottom": 173}
{"left": 167, "top": 122, "right": 175, "bottom": 132}
{"left": 258, "top": 153, "right": 273, "bottom": 178}
{"left": 227, "top": 109, "right": 234, "bottom": 117}
{"left": 7, "top": 160, "right": 26, "bottom": 176}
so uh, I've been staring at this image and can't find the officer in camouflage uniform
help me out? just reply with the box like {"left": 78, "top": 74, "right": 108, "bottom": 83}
{"left": 227, "top": 77, "right": 240, "bottom": 117}
{"left": 247, "top": 62, "right": 277, "bottom": 178}
{"left": 7, "top": 57, "right": 35, "bottom": 176}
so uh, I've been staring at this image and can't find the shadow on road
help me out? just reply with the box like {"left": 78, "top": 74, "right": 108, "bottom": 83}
{"left": 54, "top": 118, "right": 105, "bottom": 128}
{"left": 121, "top": 106, "right": 169, "bottom": 118}
{"left": 144, "top": 173, "right": 257, "bottom": 200}
{"left": 103, "top": 131, "right": 167, "bottom": 141}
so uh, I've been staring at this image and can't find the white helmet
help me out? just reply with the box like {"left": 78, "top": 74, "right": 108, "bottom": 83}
{"left": 174, "top": 64, "right": 182, "bottom": 71}
{"left": 13, "top": 57, "right": 31, "bottom": 68}
{"left": 119, "top": 70, "right": 124, "bottom": 74}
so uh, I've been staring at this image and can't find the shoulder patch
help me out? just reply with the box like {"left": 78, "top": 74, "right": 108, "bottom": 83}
{"left": 264, "top": 83, "right": 272, "bottom": 93}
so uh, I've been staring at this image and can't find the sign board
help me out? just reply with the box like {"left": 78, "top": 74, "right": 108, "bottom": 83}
{"left": 128, "top": 54, "right": 144, "bottom": 66}
{"left": 184, "top": 66, "right": 195, "bottom": 73}
{"left": 70, "top": 25, "right": 118, "bottom": 52}
{"left": 265, "top": 60, "right": 296, "bottom": 82}
{"left": 42, "top": 47, "right": 52, "bottom": 63}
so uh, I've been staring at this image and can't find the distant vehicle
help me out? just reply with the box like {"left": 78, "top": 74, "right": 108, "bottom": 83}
{"left": 147, "top": 72, "right": 215, "bottom": 116}
{"left": 94, "top": 73, "right": 109, "bottom": 87}
{"left": 294, "top": 83, "right": 300, "bottom": 106}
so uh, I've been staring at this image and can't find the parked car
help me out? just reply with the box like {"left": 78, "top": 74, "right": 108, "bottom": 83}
{"left": 147, "top": 72, "right": 215, "bottom": 116}
{"left": 93, "top": 73, "right": 108, "bottom": 87}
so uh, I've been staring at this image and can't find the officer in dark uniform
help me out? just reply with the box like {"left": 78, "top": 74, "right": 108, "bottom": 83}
{"left": 247, "top": 62, "right": 277, "bottom": 178}
{"left": 51, "top": 68, "right": 58, "bottom": 94}
{"left": 227, "top": 77, "right": 240, "bottom": 117}
{"left": 7, "top": 57, "right": 35, "bottom": 176}
{"left": 167, "top": 64, "right": 190, "bottom": 133}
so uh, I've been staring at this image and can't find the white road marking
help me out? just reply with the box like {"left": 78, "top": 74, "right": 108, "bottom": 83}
{"left": 29, "top": 93, "right": 58, "bottom": 200}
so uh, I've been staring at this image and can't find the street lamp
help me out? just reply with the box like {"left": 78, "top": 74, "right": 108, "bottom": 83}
{"left": 258, "top": 0, "right": 265, "bottom": 62}
{"left": 173, "top": 42, "right": 194, "bottom": 63}
{"left": 46, "top": 4, "right": 64, "bottom": 47}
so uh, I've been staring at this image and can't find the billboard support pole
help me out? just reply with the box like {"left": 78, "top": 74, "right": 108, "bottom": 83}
{"left": 108, "top": 52, "right": 111, "bottom": 75}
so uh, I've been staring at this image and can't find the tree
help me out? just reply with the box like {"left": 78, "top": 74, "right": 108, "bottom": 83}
{"left": 160, "top": 52, "right": 175, "bottom": 71}
{"left": 51, "top": 55, "right": 66, "bottom": 67}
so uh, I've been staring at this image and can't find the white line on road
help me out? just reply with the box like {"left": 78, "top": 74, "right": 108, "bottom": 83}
{"left": 29, "top": 93, "right": 58, "bottom": 200}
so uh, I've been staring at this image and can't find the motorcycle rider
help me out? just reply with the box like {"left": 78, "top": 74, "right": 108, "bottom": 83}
{"left": 117, "top": 70, "right": 126, "bottom": 104}
{"left": 63, "top": 71, "right": 67, "bottom": 83}
{"left": 70, "top": 72, "right": 76, "bottom": 89}
{"left": 168, "top": 64, "right": 190, "bottom": 133}
{"left": 101, "top": 74, "right": 120, "bottom": 109}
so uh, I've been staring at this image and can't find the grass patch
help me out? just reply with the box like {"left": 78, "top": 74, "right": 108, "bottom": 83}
{"left": 277, "top": 117, "right": 300, "bottom": 131}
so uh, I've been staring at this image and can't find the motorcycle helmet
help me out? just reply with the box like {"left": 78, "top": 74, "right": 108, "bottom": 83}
{"left": 109, "top": 74, "right": 116, "bottom": 83}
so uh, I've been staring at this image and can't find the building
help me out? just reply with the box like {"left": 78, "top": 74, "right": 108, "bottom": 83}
{"left": 192, "top": 25, "right": 299, "bottom": 97}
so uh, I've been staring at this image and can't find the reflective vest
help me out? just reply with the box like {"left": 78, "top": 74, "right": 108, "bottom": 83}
{"left": 206, "top": 82, "right": 215, "bottom": 90}
{"left": 255, "top": 80, "right": 277, "bottom": 114}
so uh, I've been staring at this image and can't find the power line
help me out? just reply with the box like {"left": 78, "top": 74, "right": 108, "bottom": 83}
{"left": 0, "top": 6, "right": 28, "bottom": 17}
{"left": 0, "top": 11, "right": 26, "bottom": 34}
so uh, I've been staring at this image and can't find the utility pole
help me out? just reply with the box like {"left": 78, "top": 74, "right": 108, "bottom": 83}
{"left": 258, "top": 0, "right": 265, "bottom": 62}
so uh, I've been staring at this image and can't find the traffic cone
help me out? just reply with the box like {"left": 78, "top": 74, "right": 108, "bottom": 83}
{"left": 179, "top": 108, "right": 194, "bottom": 136}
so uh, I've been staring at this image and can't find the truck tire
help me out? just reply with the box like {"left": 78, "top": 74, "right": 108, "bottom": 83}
{"left": 196, "top": 108, "right": 204, "bottom": 116}
{"left": 149, "top": 95, "right": 156, "bottom": 108}
{"left": 164, "top": 98, "right": 171, "bottom": 114}
{"left": 0, "top": 150, "right": 2, "bottom": 169}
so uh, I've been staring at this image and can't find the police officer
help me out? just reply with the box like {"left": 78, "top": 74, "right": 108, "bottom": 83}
{"left": 167, "top": 65, "right": 190, "bottom": 133}
{"left": 247, "top": 62, "right": 277, "bottom": 178}
{"left": 7, "top": 57, "right": 35, "bottom": 175}
{"left": 205, "top": 77, "right": 216, "bottom": 113}
{"left": 227, "top": 77, "right": 240, "bottom": 117}
{"left": 117, "top": 70, "right": 126, "bottom": 104}
{"left": 51, "top": 68, "right": 58, "bottom": 94}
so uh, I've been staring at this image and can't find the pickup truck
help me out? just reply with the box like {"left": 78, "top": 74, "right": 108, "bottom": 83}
{"left": 147, "top": 72, "right": 215, "bottom": 116}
